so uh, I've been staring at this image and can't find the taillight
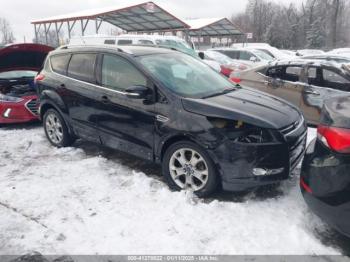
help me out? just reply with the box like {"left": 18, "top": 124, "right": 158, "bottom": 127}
{"left": 220, "top": 65, "right": 233, "bottom": 77}
{"left": 317, "top": 125, "right": 350, "bottom": 153}
{"left": 34, "top": 74, "right": 45, "bottom": 83}
{"left": 230, "top": 77, "right": 241, "bottom": 84}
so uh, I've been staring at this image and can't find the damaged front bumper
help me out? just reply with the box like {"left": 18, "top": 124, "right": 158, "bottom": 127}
{"left": 210, "top": 119, "right": 307, "bottom": 192}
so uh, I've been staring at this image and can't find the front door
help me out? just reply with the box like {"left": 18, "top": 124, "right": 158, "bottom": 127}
{"left": 94, "top": 53, "right": 156, "bottom": 161}
{"left": 301, "top": 66, "right": 350, "bottom": 125}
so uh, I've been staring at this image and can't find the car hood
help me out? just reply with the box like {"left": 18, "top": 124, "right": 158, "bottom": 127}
{"left": 0, "top": 43, "right": 53, "bottom": 73}
{"left": 182, "top": 87, "right": 301, "bottom": 129}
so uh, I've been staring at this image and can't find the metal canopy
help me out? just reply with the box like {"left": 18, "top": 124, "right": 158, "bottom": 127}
{"left": 184, "top": 18, "right": 243, "bottom": 37}
{"left": 31, "top": 2, "right": 189, "bottom": 32}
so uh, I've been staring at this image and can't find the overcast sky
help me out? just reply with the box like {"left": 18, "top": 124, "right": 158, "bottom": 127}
{"left": 1, "top": 0, "right": 304, "bottom": 42}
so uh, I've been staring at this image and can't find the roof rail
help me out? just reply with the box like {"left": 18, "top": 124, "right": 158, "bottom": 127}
{"left": 55, "top": 44, "right": 133, "bottom": 54}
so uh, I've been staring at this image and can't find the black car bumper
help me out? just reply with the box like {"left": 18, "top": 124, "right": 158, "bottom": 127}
{"left": 214, "top": 119, "right": 307, "bottom": 192}
{"left": 300, "top": 139, "right": 350, "bottom": 237}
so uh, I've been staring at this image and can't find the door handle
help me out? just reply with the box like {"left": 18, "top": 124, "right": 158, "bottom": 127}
{"left": 305, "top": 90, "right": 320, "bottom": 96}
{"left": 101, "top": 95, "right": 110, "bottom": 104}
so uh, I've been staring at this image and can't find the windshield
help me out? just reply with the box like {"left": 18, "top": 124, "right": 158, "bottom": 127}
{"left": 0, "top": 70, "right": 37, "bottom": 79}
{"left": 252, "top": 49, "right": 274, "bottom": 61}
{"left": 138, "top": 52, "right": 236, "bottom": 98}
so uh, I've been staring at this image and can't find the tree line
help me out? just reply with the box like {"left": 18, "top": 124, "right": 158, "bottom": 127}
{"left": 232, "top": 0, "right": 350, "bottom": 50}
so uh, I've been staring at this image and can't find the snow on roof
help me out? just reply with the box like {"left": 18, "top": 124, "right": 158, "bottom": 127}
{"left": 184, "top": 18, "right": 243, "bottom": 36}
{"left": 31, "top": 2, "right": 190, "bottom": 32}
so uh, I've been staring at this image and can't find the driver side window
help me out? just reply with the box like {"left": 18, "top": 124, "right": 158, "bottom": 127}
{"left": 101, "top": 54, "right": 147, "bottom": 91}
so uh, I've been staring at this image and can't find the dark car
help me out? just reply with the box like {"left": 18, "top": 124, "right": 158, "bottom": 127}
{"left": 301, "top": 96, "right": 350, "bottom": 237}
{"left": 0, "top": 43, "right": 53, "bottom": 124}
{"left": 36, "top": 45, "right": 307, "bottom": 197}
{"left": 237, "top": 60, "right": 350, "bottom": 125}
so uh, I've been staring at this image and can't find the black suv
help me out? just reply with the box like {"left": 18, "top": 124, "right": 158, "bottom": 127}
{"left": 36, "top": 45, "right": 307, "bottom": 197}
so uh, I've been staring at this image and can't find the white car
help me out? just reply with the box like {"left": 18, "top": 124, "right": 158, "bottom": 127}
{"left": 210, "top": 48, "right": 273, "bottom": 67}
{"left": 296, "top": 49, "right": 325, "bottom": 56}
{"left": 231, "top": 43, "right": 293, "bottom": 60}
{"left": 327, "top": 48, "right": 350, "bottom": 57}
{"left": 69, "top": 34, "right": 197, "bottom": 57}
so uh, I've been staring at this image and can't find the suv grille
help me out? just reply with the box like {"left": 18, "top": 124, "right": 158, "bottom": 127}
{"left": 280, "top": 117, "right": 307, "bottom": 171}
{"left": 26, "top": 99, "right": 39, "bottom": 116}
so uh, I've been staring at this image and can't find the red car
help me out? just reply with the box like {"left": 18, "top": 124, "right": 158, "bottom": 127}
{"left": 0, "top": 43, "right": 53, "bottom": 124}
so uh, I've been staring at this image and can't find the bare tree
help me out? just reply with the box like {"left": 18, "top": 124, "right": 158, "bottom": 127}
{"left": 0, "top": 18, "right": 15, "bottom": 44}
{"left": 231, "top": 0, "right": 350, "bottom": 49}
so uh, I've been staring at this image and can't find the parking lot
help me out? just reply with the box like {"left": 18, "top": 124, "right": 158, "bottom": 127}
{"left": 0, "top": 124, "right": 349, "bottom": 255}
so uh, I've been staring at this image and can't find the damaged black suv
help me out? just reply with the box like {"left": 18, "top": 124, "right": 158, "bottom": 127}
{"left": 36, "top": 45, "right": 307, "bottom": 197}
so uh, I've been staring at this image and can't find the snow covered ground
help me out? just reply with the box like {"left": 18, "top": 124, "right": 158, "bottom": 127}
{"left": 0, "top": 125, "right": 347, "bottom": 255}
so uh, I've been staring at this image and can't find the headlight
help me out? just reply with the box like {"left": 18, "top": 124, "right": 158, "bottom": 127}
{"left": 208, "top": 117, "right": 278, "bottom": 143}
{"left": 0, "top": 94, "right": 24, "bottom": 103}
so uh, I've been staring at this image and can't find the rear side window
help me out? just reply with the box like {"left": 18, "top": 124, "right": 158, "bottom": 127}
{"left": 68, "top": 53, "right": 97, "bottom": 83}
{"left": 50, "top": 54, "right": 71, "bottom": 75}
{"left": 101, "top": 54, "right": 147, "bottom": 91}
{"left": 117, "top": 40, "right": 133, "bottom": 45}
{"left": 104, "top": 39, "right": 116, "bottom": 45}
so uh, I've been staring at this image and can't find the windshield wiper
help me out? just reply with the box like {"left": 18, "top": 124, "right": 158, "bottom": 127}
{"left": 202, "top": 87, "right": 236, "bottom": 99}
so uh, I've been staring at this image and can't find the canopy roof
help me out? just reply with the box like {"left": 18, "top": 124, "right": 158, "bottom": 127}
{"left": 31, "top": 2, "right": 190, "bottom": 32}
{"left": 185, "top": 18, "right": 243, "bottom": 36}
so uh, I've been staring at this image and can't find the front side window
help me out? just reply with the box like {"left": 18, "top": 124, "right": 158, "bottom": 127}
{"left": 137, "top": 52, "right": 235, "bottom": 98}
{"left": 51, "top": 54, "right": 71, "bottom": 75}
{"left": 266, "top": 66, "right": 284, "bottom": 79}
{"left": 283, "top": 66, "right": 302, "bottom": 82}
{"left": 67, "top": 53, "right": 96, "bottom": 83}
{"left": 138, "top": 40, "right": 154, "bottom": 45}
{"left": 101, "top": 55, "right": 147, "bottom": 91}
{"left": 117, "top": 40, "right": 133, "bottom": 45}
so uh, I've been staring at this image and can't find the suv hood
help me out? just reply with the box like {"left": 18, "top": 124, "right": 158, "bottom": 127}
{"left": 0, "top": 43, "right": 53, "bottom": 73}
{"left": 182, "top": 87, "right": 301, "bottom": 129}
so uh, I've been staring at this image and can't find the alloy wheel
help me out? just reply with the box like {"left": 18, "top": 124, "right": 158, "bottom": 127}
{"left": 169, "top": 148, "right": 209, "bottom": 191}
{"left": 45, "top": 112, "right": 64, "bottom": 144}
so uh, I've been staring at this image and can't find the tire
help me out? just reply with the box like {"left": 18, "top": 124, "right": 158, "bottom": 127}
{"left": 43, "top": 109, "right": 74, "bottom": 147}
{"left": 162, "top": 141, "right": 219, "bottom": 197}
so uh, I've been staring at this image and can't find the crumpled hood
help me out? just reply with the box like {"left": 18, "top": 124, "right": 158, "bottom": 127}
{"left": 0, "top": 43, "right": 53, "bottom": 73}
{"left": 182, "top": 87, "right": 301, "bottom": 129}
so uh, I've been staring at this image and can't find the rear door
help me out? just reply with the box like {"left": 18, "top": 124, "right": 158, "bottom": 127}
{"left": 94, "top": 53, "right": 156, "bottom": 160}
{"left": 301, "top": 66, "right": 350, "bottom": 124}
{"left": 60, "top": 52, "right": 101, "bottom": 143}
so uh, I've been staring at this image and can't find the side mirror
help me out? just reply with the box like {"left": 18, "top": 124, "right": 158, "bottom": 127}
{"left": 198, "top": 52, "right": 205, "bottom": 60}
{"left": 125, "top": 85, "right": 150, "bottom": 99}
{"left": 250, "top": 56, "right": 257, "bottom": 62}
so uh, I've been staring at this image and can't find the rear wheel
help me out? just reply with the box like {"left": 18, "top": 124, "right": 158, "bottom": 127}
{"left": 162, "top": 141, "right": 219, "bottom": 197}
{"left": 43, "top": 109, "right": 74, "bottom": 147}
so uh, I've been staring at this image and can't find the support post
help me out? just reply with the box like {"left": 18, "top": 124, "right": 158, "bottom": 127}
{"left": 44, "top": 23, "right": 48, "bottom": 45}
{"left": 34, "top": 24, "right": 38, "bottom": 43}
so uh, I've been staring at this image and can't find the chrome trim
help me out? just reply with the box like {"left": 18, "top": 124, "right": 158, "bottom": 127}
{"left": 49, "top": 56, "right": 139, "bottom": 97}
{"left": 25, "top": 99, "right": 39, "bottom": 116}
{"left": 156, "top": 115, "right": 169, "bottom": 123}
{"left": 3, "top": 108, "right": 11, "bottom": 118}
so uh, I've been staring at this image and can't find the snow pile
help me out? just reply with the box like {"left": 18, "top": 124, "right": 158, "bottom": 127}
{"left": 0, "top": 126, "right": 340, "bottom": 255}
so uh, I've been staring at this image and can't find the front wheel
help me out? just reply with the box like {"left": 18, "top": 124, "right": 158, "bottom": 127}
{"left": 43, "top": 109, "right": 74, "bottom": 147}
{"left": 162, "top": 141, "right": 219, "bottom": 197}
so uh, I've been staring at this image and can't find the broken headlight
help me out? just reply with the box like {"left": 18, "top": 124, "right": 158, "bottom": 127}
{"left": 0, "top": 94, "right": 23, "bottom": 103}
{"left": 208, "top": 117, "right": 278, "bottom": 143}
